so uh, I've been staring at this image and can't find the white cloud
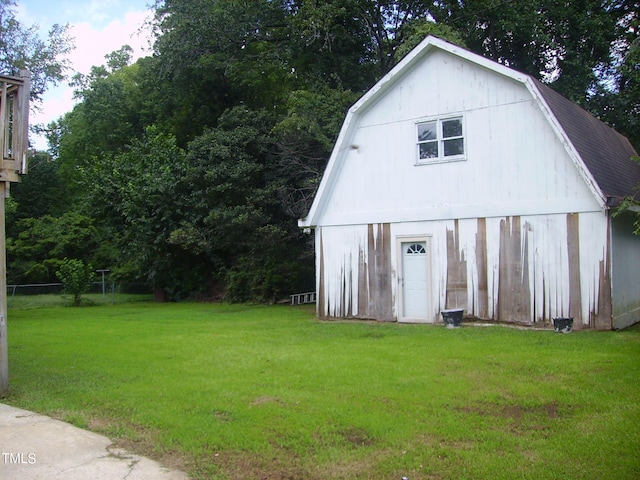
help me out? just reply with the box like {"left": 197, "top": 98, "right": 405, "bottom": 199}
{"left": 69, "top": 11, "right": 151, "bottom": 75}
{"left": 13, "top": 1, "right": 154, "bottom": 148}
{"left": 29, "top": 8, "right": 153, "bottom": 149}
{"left": 82, "top": 0, "right": 123, "bottom": 27}
{"left": 34, "top": 88, "right": 75, "bottom": 127}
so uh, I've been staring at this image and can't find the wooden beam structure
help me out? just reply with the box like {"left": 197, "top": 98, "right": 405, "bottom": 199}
{"left": 0, "top": 70, "right": 30, "bottom": 396}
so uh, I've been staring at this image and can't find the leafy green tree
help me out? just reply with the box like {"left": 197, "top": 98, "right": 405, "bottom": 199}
{"left": 55, "top": 48, "right": 146, "bottom": 182}
{"left": 146, "top": 0, "right": 431, "bottom": 142}
{"left": 7, "top": 211, "right": 102, "bottom": 283}
{"left": 287, "top": 1, "right": 378, "bottom": 90}
{"left": 7, "top": 152, "right": 67, "bottom": 225}
{"left": 56, "top": 258, "right": 95, "bottom": 306}
{"left": 430, "top": 0, "right": 632, "bottom": 103}
{"left": 0, "top": 0, "right": 73, "bottom": 102}
{"left": 165, "top": 107, "right": 315, "bottom": 301}
{"left": 6, "top": 151, "right": 79, "bottom": 283}
{"left": 147, "top": 0, "right": 295, "bottom": 144}
{"left": 587, "top": 36, "right": 640, "bottom": 151}
{"left": 394, "top": 20, "right": 466, "bottom": 61}
{"left": 273, "top": 85, "right": 359, "bottom": 217}
{"left": 171, "top": 107, "right": 284, "bottom": 298}
{"left": 82, "top": 126, "right": 207, "bottom": 298}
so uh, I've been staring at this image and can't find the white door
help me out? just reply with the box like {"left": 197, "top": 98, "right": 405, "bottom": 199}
{"left": 401, "top": 241, "right": 430, "bottom": 320}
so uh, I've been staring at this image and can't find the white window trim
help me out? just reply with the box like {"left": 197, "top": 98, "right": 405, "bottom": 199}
{"left": 415, "top": 116, "right": 466, "bottom": 165}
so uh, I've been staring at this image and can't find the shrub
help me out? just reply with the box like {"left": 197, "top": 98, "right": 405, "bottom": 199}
{"left": 56, "top": 258, "right": 95, "bottom": 306}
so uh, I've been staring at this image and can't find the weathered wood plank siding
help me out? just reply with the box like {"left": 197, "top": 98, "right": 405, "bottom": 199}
{"left": 317, "top": 212, "right": 611, "bottom": 327}
{"left": 461, "top": 213, "right": 609, "bottom": 327}
{"left": 366, "top": 223, "right": 394, "bottom": 320}
{"left": 475, "top": 218, "right": 489, "bottom": 319}
{"left": 566, "top": 213, "right": 583, "bottom": 322}
{"left": 316, "top": 224, "right": 394, "bottom": 321}
{"left": 445, "top": 220, "right": 468, "bottom": 310}
{"left": 497, "top": 216, "right": 531, "bottom": 324}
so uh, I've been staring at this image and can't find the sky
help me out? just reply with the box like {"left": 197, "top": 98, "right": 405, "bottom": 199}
{"left": 15, "top": 0, "right": 155, "bottom": 150}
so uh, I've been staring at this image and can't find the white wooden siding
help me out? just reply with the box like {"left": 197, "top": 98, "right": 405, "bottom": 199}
{"left": 611, "top": 214, "right": 640, "bottom": 329}
{"left": 317, "top": 212, "right": 609, "bottom": 327}
{"left": 316, "top": 225, "right": 369, "bottom": 318}
{"left": 317, "top": 51, "right": 600, "bottom": 228}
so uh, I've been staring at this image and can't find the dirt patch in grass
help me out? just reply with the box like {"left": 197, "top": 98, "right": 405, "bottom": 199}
{"left": 116, "top": 437, "right": 192, "bottom": 475}
{"left": 212, "top": 409, "right": 234, "bottom": 422}
{"left": 87, "top": 416, "right": 112, "bottom": 430}
{"left": 200, "top": 424, "right": 382, "bottom": 479}
{"left": 319, "top": 453, "right": 389, "bottom": 480}
{"left": 206, "top": 450, "right": 309, "bottom": 480}
{"left": 458, "top": 400, "right": 560, "bottom": 418}
{"left": 456, "top": 400, "right": 562, "bottom": 435}
{"left": 251, "top": 395, "right": 283, "bottom": 406}
{"left": 113, "top": 435, "right": 192, "bottom": 475}
{"left": 207, "top": 447, "right": 396, "bottom": 480}
{"left": 83, "top": 416, "right": 193, "bottom": 475}
{"left": 337, "top": 425, "right": 377, "bottom": 448}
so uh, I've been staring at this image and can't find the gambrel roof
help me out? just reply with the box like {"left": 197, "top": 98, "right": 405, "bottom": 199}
{"left": 533, "top": 79, "right": 639, "bottom": 203}
{"left": 300, "top": 36, "right": 640, "bottom": 227}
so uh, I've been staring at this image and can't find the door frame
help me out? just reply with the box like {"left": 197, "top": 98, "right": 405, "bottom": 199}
{"left": 397, "top": 235, "right": 433, "bottom": 323}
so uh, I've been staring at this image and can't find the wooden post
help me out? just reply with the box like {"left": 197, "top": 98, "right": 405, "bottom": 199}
{"left": 0, "top": 71, "right": 30, "bottom": 396}
{"left": 0, "top": 182, "right": 7, "bottom": 396}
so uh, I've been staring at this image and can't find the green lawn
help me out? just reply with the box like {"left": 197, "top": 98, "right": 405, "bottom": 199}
{"left": 3, "top": 301, "right": 640, "bottom": 479}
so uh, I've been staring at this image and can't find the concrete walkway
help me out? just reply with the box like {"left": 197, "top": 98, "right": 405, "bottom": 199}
{"left": 0, "top": 403, "right": 189, "bottom": 479}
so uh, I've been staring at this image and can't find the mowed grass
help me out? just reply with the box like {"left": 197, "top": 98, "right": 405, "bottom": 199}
{"left": 4, "top": 301, "right": 640, "bottom": 479}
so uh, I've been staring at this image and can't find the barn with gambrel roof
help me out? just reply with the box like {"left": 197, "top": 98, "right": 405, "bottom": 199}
{"left": 299, "top": 36, "right": 640, "bottom": 330}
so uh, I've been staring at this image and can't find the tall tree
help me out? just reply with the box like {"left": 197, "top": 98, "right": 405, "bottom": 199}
{"left": 288, "top": 1, "right": 454, "bottom": 82}
{"left": 148, "top": 0, "right": 297, "bottom": 144}
{"left": 7, "top": 152, "right": 66, "bottom": 223}
{"left": 171, "top": 107, "right": 314, "bottom": 301}
{"left": 287, "top": 1, "right": 377, "bottom": 89}
{"left": 7, "top": 211, "right": 101, "bottom": 283}
{"left": 53, "top": 47, "right": 146, "bottom": 193}
{"left": 0, "top": 0, "right": 73, "bottom": 102}
{"left": 81, "top": 127, "right": 203, "bottom": 297}
{"left": 586, "top": 9, "right": 639, "bottom": 150}
{"left": 430, "top": 0, "right": 632, "bottom": 103}
{"left": 273, "top": 84, "right": 360, "bottom": 218}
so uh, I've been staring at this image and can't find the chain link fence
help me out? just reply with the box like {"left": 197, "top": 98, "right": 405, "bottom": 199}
{"left": 7, "top": 282, "right": 151, "bottom": 295}
{"left": 6, "top": 282, "right": 152, "bottom": 307}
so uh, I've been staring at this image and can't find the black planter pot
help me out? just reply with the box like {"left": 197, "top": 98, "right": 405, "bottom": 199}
{"left": 553, "top": 317, "right": 573, "bottom": 333}
{"left": 441, "top": 309, "right": 464, "bottom": 328}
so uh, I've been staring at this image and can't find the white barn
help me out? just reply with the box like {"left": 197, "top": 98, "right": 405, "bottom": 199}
{"left": 299, "top": 36, "right": 640, "bottom": 330}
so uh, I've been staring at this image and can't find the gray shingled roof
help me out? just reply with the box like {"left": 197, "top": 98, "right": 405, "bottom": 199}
{"left": 532, "top": 79, "right": 640, "bottom": 203}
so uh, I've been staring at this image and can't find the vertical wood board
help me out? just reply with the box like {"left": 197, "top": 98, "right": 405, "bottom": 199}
{"left": 317, "top": 212, "right": 610, "bottom": 327}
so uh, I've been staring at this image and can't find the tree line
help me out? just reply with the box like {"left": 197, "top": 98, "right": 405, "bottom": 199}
{"left": 3, "top": 0, "right": 639, "bottom": 301}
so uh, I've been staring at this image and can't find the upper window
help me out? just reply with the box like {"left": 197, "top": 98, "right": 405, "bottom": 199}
{"left": 416, "top": 117, "right": 465, "bottom": 163}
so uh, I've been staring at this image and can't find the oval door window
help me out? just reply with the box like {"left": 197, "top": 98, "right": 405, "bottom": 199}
{"left": 406, "top": 243, "right": 426, "bottom": 255}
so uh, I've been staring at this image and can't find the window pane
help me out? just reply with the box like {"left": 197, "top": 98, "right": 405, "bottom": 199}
{"left": 407, "top": 244, "right": 426, "bottom": 254}
{"left": 443, "top": 138, "right": 464, "bottom": 156}
{"left": 442, "top": 118, "right": 462, "bottom": 138}
{"left": 419, "top": 142, "right": 438, "bottom": 159}
{"left": 417, "top": 122, "right": 437, "bottom": 141}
